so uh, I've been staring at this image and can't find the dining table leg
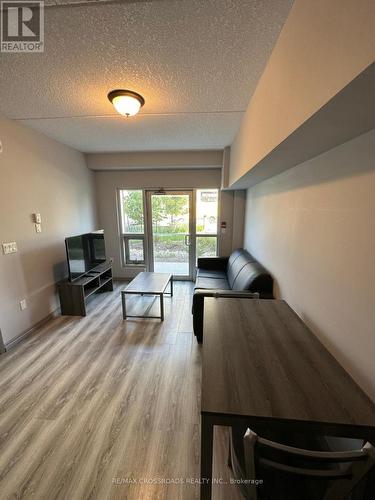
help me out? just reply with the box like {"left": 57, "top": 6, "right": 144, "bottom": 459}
{"left": 200, "top": 414, "right": 214, "bottom": 499}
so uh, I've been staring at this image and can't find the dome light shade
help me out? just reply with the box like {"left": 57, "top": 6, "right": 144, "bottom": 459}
{"left": 108, "top": 89, "right": 145, "bottom": 117}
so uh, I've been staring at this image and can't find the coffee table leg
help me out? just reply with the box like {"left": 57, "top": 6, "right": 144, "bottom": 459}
{"left": 122, "top": 292, "right": 127, "bottom": 319}
{"left": 160, "top": 293, "right": 164, "bottom": 321}
{"left": 170, "top": 276, "right": 173, "bottom": 297}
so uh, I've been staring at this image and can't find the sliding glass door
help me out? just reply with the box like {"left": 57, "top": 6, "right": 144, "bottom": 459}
{"left": 118, "top": 188, "right": 219, "bottom": 280}
{"left": 146, "top": 190, "right": 193, "bottom": 280}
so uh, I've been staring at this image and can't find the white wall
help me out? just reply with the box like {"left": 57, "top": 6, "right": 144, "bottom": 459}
{"left": 230, "top": 0, "right": 375, "bottom": 185}
{"left": 0, "top": 117, "right": 97, "bottom": 346}
{"left": 244, "top": 129, "right": 375, "bottom": 402}
{"left": 95, "top": 169, "right": 243, "bottom": 278}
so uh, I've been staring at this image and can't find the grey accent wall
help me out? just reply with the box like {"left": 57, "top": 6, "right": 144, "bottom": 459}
{"left": 243, "top": 129, "right": 375, "bottom": 402}
{"left": 0, "top": 117, "right": 97, "bottom": 346}
{"left": 86, "top": 150, "right": 223, "bottom": 170}
{"left": 94, "top": 169, "right": 244, "bottom": 278}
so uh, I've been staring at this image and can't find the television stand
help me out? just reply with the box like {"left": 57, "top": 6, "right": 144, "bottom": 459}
{"left": 58, "top": 261, "right": 113, "bottom": 316}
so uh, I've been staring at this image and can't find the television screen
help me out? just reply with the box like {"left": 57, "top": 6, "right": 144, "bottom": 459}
{"left": 65, "top": 231, "right": 106, "bottom": 281}
{"left": 86, "top": 232, "right": 106, "bottom": 264}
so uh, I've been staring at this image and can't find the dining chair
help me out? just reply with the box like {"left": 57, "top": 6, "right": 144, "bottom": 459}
{"left": 228, "top": 427, "right": 375, "bottom": 500}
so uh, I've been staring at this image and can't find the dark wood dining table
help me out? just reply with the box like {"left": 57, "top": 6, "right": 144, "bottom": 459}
{"left": 200, "top": 297, "right": 375, "bottom": 499}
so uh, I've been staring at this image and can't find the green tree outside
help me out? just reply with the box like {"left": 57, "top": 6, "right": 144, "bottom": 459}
{"left": 123, "top": 191, "right": 144, "bottom": 231}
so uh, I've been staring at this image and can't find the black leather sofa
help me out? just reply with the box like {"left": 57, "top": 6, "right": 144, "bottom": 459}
{"left": 192, "top": 248, "right": 274, "bottom": 342}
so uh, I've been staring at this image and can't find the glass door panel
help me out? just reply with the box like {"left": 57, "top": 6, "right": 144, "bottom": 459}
{"left": 196, "top": 235, "right": 218, "bottom": 259}
{"left": 196, "top": 189, "right": 219, "bottom": 263}
{"left": 147, "top": 191, "right": 193, "bottom": 279}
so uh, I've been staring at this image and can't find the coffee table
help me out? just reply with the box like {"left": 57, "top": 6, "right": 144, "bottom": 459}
{"left": 121, "top": 272, "right": 173, "bottom": 321}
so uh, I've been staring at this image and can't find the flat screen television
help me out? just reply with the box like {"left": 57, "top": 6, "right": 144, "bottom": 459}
{"left": 65, "top": 231, "right": 106, "bottom": 281}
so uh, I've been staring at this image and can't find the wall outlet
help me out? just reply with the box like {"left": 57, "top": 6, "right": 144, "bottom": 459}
{"left": 35, "top": 223, "right": 42, "bottom": 233}
{"left": 2, "top": 242, "right": 18, "bottom": 254}
{"left": 20, "top": 299, "right": 27, "bottom": 311}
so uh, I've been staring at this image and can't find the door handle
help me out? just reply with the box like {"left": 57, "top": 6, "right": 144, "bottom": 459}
{"left": 184, "top": 234, "right": 191, "bottom": 246}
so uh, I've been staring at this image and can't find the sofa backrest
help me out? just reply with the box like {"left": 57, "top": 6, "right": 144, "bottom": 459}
{"left": 227, "top": 248, "right": 243, "bottom": 268}
{"left": 232, "top": 261, "right": 273, "bottom": 295}
{"left": 227, "top": 249, "right": 256, "bottom": 288}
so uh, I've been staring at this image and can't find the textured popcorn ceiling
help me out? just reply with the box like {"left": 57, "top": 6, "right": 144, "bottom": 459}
{"left": 0, "top": 0, "right": 293, "bottom": 152}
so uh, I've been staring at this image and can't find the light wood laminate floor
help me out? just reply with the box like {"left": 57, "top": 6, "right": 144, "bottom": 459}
{"left": 0, "top": 281, "right": 241, "bottom": 500}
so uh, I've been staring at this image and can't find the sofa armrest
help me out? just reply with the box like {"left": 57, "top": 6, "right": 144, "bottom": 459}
{"left": 196, "top": 256, "right": 229, "bottom": 271}
{"left": 192, "top": 289, "right": 259, "bottom": 343}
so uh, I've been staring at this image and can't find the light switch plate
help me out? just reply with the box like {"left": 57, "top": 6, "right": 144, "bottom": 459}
{"left": 33, "top": 213, "right": 42, "bottom": 223}
{"left": 20, "top": 299, "right": 27, "bottom": 311}
{"left": 2, "top": 242, "right": 18, "bottom": 254}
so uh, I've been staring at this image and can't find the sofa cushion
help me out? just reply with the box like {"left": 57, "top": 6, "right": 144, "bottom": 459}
{"left": 196, "top": 256, "right": 228, "bottom": 271}
{"left": 227, "top": 249, "right": 255, "bottom": 288}
{"left": 195, "top": 277, "right": 230, "bottom": 290}
{"left": 232, "top": 261, "right": 273, "bottom": 294}
{"left": 196, "top": 269, "right": 227, "bottom": 280}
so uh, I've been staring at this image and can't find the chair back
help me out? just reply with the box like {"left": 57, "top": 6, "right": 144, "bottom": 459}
{"left": 233, "top": 428, "right": 375, "bottom": 500}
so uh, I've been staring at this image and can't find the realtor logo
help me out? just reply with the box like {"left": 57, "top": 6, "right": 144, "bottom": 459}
{"left": 1, "top": 1, "right": 44, "bottom": 52}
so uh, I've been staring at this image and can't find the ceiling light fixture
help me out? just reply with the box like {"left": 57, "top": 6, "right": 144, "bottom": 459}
{"left": 107, "top": 89, "right": 145, "bottom": 117}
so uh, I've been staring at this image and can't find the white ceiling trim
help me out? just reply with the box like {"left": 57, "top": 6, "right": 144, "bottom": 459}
{"left": 85, "top": 149, "right": 223, "bottom": 170}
